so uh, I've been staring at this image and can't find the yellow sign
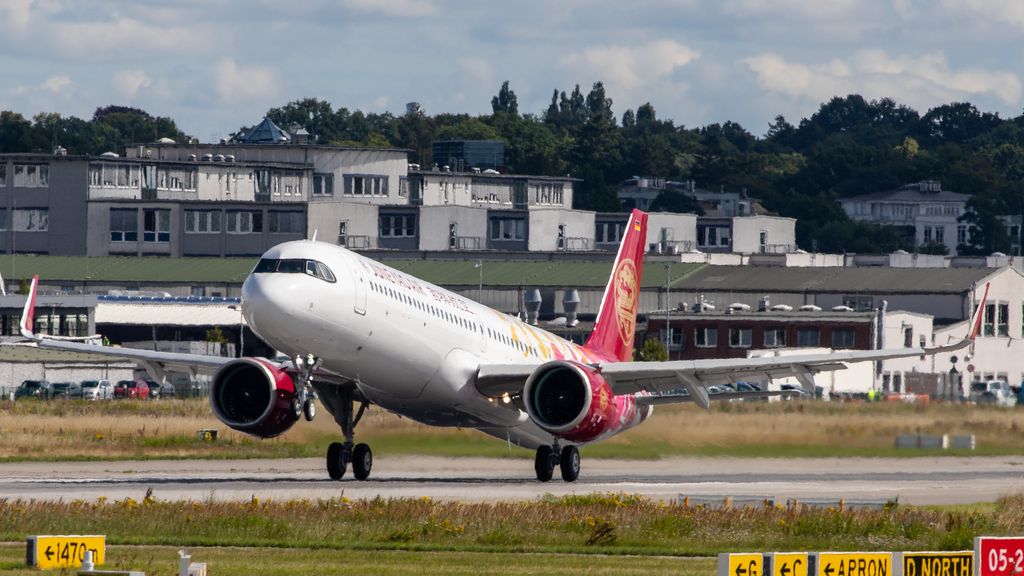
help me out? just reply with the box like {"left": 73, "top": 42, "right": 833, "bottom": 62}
{"left": 817, "top": 552, "right": 891, "bottom": 576}
{"left": 27, "top": 535, "right": 105, "bottom": 570}
{"left": 718, "top": 553, "right": 763, "bottom": 576}
{"left": 900, "top": 551, "right": 972, "bottom": 576}
{"left": 770, "top": 553, "right": 809, "bottom": 576}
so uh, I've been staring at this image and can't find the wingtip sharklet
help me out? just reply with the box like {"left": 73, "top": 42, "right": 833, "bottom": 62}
{"left": 19, "top": 274, "right": 38, "bottom": 340}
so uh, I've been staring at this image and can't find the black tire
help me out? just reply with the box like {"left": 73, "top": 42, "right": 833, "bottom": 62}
{"left": 560, "top": 446, "right": 580, "bottom": 482}
{"left": 534, "top": 445, "right": 555, "bottom": 482}
{"left": 327, "top": 442, "right": 345, "bottom": 480}
{"left": 303, "top": 398, "right": 316, "bottom": 421}
{"left": 352, "top": 443, "right": 372, "bottom": 481}
{"left": 290, "top": 398, "right": 302, "bottom": 421}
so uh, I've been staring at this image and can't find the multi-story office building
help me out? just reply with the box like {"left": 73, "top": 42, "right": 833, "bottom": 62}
{"left": 839, "top": 180, "right": 970, "bottom": 255}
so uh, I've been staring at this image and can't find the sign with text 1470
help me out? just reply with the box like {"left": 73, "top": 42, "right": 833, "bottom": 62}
{"left": 975, "top": 537, "right": 1024, "bottom": 576}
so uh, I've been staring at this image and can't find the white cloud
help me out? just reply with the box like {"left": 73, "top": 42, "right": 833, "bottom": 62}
{"left": 372, "top": 96, "right": 390, "bottom": 109}
{"left": 457, "top": 57, "right": 495, "bottom": 93}
{"left": 211, "top": 59, "right": 278, "bottom": 103}
{"left": 560, "top": 40, "right": 699, "bottom": 92}
{"left": 112, "top": 70, "right": 153, "bottom": 98}
{"left": 743, "top": 50, "right": 1021, "bottom": 113}
{"left": 41, "top": 75, "right": 72, "bottom": 94}
{"left": 940, "top": 0, "right": 1024, "bottom": 29}
{"left": 723, "top": 0, "right": 862, "bottom": 18}
{"left": 339, "top": 0, "right": 437, "bottom": 18}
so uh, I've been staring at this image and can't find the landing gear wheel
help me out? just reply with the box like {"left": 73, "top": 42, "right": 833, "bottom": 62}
{"left": 303, "top": 398, "right": 316, "bottom": 422}
{"left": 352, "top": 443, "right": 373, "bottom": 480}
{"left": 534, "top": 445, "right": 555, "bottom": 482}
{"left": 290, "top": 398, "right": 302, "bottom": 421}
{"left": 327, "top": 442, "right": 347, "bottom": 480}
{"left": 560, "top": 446, "right": 580, "bottom": 482}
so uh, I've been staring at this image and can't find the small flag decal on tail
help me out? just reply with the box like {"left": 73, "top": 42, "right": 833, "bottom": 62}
{"left": 633, "top": 220, "right": 641, "bottom": 232}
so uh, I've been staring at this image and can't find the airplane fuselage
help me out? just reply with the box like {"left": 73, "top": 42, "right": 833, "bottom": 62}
{"left": 241, "top": 240, "right": 649, "bottom": 449}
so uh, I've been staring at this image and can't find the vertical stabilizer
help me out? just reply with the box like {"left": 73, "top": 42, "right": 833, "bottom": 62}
{"left": 585, "top": 209, "right": 648, "bottom": 362}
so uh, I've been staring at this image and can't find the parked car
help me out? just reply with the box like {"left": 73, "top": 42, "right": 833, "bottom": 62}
{"left": 80, "top": 380, "right": 113, "bottom": 400}
{"left": 50, "top": 381, "right": 82, "bottom": 398}
{"left": 114, "top": 379, "right": 150, "bottom": 399}
{"left": 159, "top": 381, "right": 175, "bottom": 399}
{"left": 14, "top": 379, "right": 51, "bottom": 399}
{"left": 972, "top": 380, "right": 1016, "bottom": 407}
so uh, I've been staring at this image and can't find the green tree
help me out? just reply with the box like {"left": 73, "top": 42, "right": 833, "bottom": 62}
{"left": 490, "top": 81, "right": 518, "bottom": 116}
{"left": 637, "top": 338, "right": 668, "bottom": 361}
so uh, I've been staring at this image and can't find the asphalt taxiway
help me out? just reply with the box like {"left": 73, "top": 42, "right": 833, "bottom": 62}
{"left": 0, "top": 455, "right": 1021, "bottom": 505}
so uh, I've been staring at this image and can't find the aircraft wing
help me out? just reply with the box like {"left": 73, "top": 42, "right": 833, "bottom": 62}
{"left": 476, "top": 338, "right": 970, "bottom": 400}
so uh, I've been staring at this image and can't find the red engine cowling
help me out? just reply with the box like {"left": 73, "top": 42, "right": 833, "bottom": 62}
{"left": 210, "top": 358, "right": 298, "bottom": 438}
{"left": 523, "top": 360, "right": 619, "bottom": 443}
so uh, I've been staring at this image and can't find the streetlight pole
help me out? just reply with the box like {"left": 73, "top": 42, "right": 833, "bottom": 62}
{"left": 664, "top": 263, "right": 671, "bottom": 358}
{"left": 476, "top": 259, "right": 483, "bottom": 303}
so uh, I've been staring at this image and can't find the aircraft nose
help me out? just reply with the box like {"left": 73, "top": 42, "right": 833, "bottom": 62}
{"left": 242, "top": 274, "right": 302, "bottom": 340}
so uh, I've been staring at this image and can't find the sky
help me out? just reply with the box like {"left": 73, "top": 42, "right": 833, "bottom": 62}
{"left": 2, "top": 0, "right": 1023, "bottom": 142}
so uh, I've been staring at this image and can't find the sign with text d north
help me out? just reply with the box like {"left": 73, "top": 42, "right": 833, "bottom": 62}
{"left": 26, "top": 535, "right": 105, "bottom": 570}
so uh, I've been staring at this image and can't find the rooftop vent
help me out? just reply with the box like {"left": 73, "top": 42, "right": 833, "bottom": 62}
{"left": 769, "top": 304, "right": 793, "bottom": 312}
{"left": 799, "top": 304, "right": 822, "bottom": 312}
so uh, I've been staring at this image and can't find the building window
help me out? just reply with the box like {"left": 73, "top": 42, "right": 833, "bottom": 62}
{"left": 729, "top": 328, "right": 752, "bottom": 348}
{"left": 832, "top": 329, "right": 856, "bottom": 349}
{"left": 661, "top": 328, "right": 684, "bottom": 349}
{"left": 380, "top": 214, "right": 416, "bottom": 237}
{"left": 490, "top": 218, "right": 525, "bottom": 241}
{"left": 185, "top": 210, "right": 222, "bottom": 234}
{"left": 449, "top": 223, "right": 457, "bottom": 249}
{"left": 935, "top": 226, "right": 945, "bottom": 244}
{"left": 796, "top": 328, "right": 820, "bottom": 347}
{"left": 984, "top": 303, "right": 995, "bottom": 337}
{"left": 13, "top": 164, "right": 49, "bottom": 188}
{"left": 957, "top": 224, "right": 968, "bottom": 246}
{"left": 596, "top": 222, "right": 624, "bottom": 244}
{"left": 998, "top": 303, "right": 1009, "bottom": 337}
{"left": 12, "top": 209, "right": 48, "bottom": 231}
{"left": 904, "top": 326, "right": 913, "bottom": 348}
{"left": 843, "top": 295, "right": 874, "bottom": 311}
{"left": 557, "top": 224, "right": 565, "bottom": 250}
{"left": 345, "top": 174, "right": 388, "bottom": 196}
{"left": 763, "top": 328, "right": 786, "bottom": 348}
{"left": 695, "top": 327, "right": 717, "bottom": 348}
{"left": 338, "top": 221, "right": 348, "bottom": 246}
{"left": 0, "top": 209, "right": 6, "bottom": 231}
{"left": 269, "top": 211, "right": 304, "bottom": 234}
{"left": 143, "top": 209, "right": 170, "bottom": 242}
{"left": 0, "top": 164, "right": 6, "bottom": 187}
{"left": 313, "top": 173, "right": 334, "bottom": 196}
{"left": 399, "top": 176, "right": 408, "bottom": 198}
{"left": 923, "top": 226, "right": 933, "bottom": 243}
{"left": 110, "top": 209, "right": 138, "bottom": 242}
{"left": 227, "top": 211, "right": 263, "bottom": 234}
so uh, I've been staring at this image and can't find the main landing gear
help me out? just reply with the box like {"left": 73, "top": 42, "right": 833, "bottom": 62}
{"left": 534, "top": 443, "right": 581, "bottom": 482}
{"left": 321, "top": 386, "right": 372, "bottom": 481}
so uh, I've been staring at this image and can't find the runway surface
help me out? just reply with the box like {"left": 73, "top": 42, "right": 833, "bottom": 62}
{"left": 1, "top": 455, "right": 1022, "bottom": 505}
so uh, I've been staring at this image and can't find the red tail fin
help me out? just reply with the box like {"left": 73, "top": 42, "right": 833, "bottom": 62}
{"left": 585, "top": 209, "right": 647, "bottom": 362}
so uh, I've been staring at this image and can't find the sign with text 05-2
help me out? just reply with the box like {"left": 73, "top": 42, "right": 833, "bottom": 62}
{"left": 976, "top": 536, "right": 1024, "bottom": 576}
{"left": 719, "top": 553, "right": 764, "bottom": 576}
{"left": 817, "top": 552, "right": 893, "bottom": 576}
{"left": 26, "top": 535, "right": 105, "bottom": 569}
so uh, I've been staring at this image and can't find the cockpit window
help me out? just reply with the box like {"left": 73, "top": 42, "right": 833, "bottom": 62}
{"left": 252, "top": 258, "right": 337, "bottom": 283}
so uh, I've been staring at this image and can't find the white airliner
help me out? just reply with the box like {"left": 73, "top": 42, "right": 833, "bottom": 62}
{"left": 17, "top": 209, "right": 981, "bottom": 482}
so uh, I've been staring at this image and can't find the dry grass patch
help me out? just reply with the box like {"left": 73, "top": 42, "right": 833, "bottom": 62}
{"left": 3, "top": 398, "right": 1024, "bottom": 461}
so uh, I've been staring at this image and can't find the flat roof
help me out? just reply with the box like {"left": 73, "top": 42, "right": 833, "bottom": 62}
{"left": 673, "top": 266, "right": 997, "bottom": 294}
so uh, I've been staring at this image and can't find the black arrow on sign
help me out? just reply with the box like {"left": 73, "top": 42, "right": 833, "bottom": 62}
{"left": 781, "top": 563, "right": 791, "bottom": 576}
{"left": 735, "top": 564, "right": 747, "bottom": 576}
{"left": 823, "top": 563, "right": 835, "bottom": 576}
{"left": 44, "top": 546, "right": 54, "bottom": 561}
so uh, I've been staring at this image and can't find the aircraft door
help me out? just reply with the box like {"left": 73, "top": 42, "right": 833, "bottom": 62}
{"left": 353, "top": 271, "right": 366, "bottom": 315}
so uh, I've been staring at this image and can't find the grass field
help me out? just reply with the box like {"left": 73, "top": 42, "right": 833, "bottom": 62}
{"left": 0, "top": 543, "right": 715, "bottom": 576}
{"left": 1, "top": 492, "right": 1022, "bottom": 574}
{"left": 2, "top": 397, "right": 1024, "bottom": 461}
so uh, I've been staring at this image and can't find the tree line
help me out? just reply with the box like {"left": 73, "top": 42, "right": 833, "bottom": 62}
{"left": 2, "top": 84, "right": 1024, "bottom": 255}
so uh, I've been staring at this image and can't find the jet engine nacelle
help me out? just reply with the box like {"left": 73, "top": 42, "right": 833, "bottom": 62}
{"left": 523, "top": 360, "right": 618, "bottom": 443}
{"left": 210, "top": 358, "right": 298, "bottom": 438}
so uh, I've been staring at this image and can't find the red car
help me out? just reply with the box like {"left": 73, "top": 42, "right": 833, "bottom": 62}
{"left": 113, "top": 379, "right": 150, "bottom": 399}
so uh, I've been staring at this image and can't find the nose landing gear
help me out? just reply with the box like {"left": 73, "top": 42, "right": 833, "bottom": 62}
{"left": 293, "top": 354, "right": 320, "bottom": 422}
{"left": 534, "top": 443, "right": 580, "bottom": 482}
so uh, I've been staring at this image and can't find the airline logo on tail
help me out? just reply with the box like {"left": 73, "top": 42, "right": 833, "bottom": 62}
{"left": 585, "top": 210, "right": 647, "bottom": 363}
{"left": 613, "top": 257, "right": 638, "bottom": 350}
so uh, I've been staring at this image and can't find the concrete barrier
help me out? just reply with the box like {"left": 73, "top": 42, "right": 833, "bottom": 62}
{"left": 679, "top": 495, "right": 775, "bottom": 509}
